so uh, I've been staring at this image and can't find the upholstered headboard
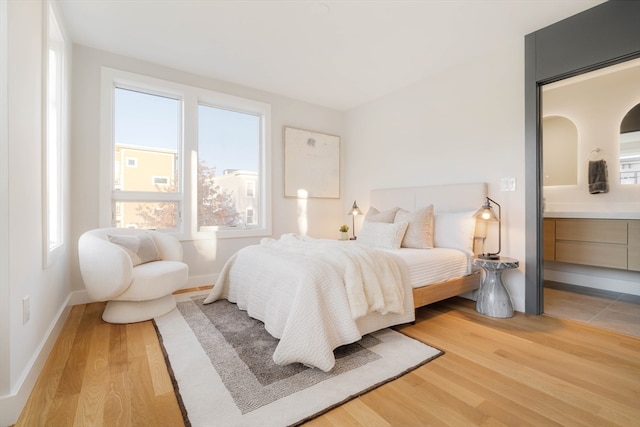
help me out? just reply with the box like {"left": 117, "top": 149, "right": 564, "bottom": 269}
{"left": 369, "top": 182, "right": 488, "bottom": 254}
{"left": 370, "top": 182, "right": 487, "bottom": 213}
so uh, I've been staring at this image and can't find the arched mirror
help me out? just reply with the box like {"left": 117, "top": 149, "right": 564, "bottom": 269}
{"left": 620, "top": 103, "right": 640, "bottom": 184}
{"left": 542, "top": 116, "right": 578, "bottom": 186}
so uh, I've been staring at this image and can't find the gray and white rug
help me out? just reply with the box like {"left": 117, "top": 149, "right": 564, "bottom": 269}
{"left": 153, "top": 291, "right": 442, "bottom": 427}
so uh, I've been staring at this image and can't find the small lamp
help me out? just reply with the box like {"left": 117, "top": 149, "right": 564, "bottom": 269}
{"left": 347, "top": 200, "right": 363, "bottom": 240}
{"left": 475, "top": 197, "right": 501, "bottom": 259}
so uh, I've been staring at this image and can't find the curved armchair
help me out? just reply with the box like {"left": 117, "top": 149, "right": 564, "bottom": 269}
{"left": 78, "top": 228, "right": 189, "bottom": 323}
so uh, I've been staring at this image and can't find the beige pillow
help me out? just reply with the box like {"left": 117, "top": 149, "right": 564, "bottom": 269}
{"left": 395, "top": 205, "right": 434, "bottom": 249}
{"left": 357, "top": 221, "right": 409, "bottom": 250}
{"left": 364, "top": 206, "right": 401, "bottom": 223}
{"left": 107, "top": 233, "right": 160, "bottom": 266}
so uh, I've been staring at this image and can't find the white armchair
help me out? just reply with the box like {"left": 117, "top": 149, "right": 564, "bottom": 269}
{"left": 78, "top": 228, "right": 189, "bottom": 323}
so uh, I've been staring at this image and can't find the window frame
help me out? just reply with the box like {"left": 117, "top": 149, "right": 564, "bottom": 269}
{"left": 100, "top": 67, "right": 272, "bottom": 240}
{"left": 43, "top": 2, "right": 65, "bottom": 267}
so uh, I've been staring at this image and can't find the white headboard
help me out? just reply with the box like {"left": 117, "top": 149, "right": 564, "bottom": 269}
{"left": 370, "top": 182, "right": 487, "bottom": 213}
{"left": 370, "top": 183, "right": 488, "bottom": 252}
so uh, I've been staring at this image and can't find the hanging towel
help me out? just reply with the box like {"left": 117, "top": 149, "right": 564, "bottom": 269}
{"left": 588, "top": 159, "right": 609, "bottom": 194}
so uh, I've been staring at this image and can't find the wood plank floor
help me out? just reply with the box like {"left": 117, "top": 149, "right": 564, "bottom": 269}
{"left": 15, "top": 296, "right": 640, "bottom": 426}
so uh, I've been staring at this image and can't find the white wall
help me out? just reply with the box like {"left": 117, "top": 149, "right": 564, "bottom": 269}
{"left": 69, "top": 45, "right": 346, "bottom": 293}
{"left": 344, "top": 41, "right": 527, "bottom": 312}
{"left": 543, "top": 64, "right": 640, "bottom": 213}
{"left": 1, "top": 2, "right": 73, "bottom": 425}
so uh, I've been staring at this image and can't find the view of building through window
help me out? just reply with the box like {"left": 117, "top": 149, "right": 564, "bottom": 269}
{"left": 113, "top": 87, "right": 180, "bottom": 229}
{"left": 113, "top": 87, "right": 261, "bottom": 231}
{"left": 198, "top": 104, "right": 260, "bottom": 230}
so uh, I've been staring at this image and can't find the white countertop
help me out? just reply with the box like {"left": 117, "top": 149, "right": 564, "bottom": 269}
{"left": 544, "top": 211, "right": 640, "bottom": 219}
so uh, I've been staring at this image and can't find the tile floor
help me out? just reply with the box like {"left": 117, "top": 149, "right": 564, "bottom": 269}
{"left": 544, "top": 280, "right": 640, "bottom": 337}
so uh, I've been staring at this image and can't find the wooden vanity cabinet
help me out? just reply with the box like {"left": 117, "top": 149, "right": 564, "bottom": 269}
{"left": 629, "top": 221, "right": 640, "bottom": 271}
{"left": 543, "top": 219, "right": 555, "bottom": 262}
{"left": 544, "top": 218, "right": 639, "bottom": 271}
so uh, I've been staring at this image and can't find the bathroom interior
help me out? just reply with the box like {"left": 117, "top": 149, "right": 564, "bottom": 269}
{"left": 541, "top": 57, "right": 640, "bottom": 337}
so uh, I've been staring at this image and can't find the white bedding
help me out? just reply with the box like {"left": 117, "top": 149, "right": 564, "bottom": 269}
{"left": 382, "top": 247, "right": 473, "bottom": 288}
{"left": 203, "top": 236, "right": 474, "bottom": 372}
{"left": 203, "top": 234, "right": 415, "bottom": 372}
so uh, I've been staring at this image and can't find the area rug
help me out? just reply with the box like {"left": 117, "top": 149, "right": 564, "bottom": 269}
{"left": 153, "top": 291, "right": 442, "bottom": 427}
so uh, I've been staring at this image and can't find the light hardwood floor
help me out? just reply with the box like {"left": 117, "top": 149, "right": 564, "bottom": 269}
{"left": 15, "top": 296, "right": 640, "bottom": 426}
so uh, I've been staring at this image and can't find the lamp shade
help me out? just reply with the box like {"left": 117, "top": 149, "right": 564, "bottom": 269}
{"left": 474, "top": 200, "right": 498, "bottom": 221}
{"left": 475, "top": 197, "right": 501, "bottom": 259}
{"left": 347, "top": 201, "right": 363, "bottom": 216}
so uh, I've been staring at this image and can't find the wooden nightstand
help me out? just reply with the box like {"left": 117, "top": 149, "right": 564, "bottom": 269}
{"left": 472, "top": 257, "right": 519, "bottom": 318}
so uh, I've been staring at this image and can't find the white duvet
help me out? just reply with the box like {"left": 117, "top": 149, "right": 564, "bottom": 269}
{"left": 203, "top": 234, "right": 412, "bottom": 372}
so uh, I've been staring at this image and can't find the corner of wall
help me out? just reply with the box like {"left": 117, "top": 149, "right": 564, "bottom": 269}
{"left": 0, "top": 294, "right": 73, "bottom": 427}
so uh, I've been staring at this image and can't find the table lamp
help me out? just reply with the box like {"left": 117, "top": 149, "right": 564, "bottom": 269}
{"left": 347, "top": 201, "right": 363, "bottom": 240}
{"left": 475, "top": 197, "right": 501, "bottom": 259}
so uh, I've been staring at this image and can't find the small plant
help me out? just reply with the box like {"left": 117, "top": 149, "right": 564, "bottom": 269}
{"left": 339, "top": 224, "right": 349, "bottom": 232}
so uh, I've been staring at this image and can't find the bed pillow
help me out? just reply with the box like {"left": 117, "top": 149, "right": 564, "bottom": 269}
{"left": 357, "top": 221, "right": 409, "bottom": 250}
{"left": 107, "top": 233, "right": 160, "bottom": 266}
{"left": 395, "top": 205, "right": 434, "bottom": 249}
{"left": 364, "top": 206, "right": 401, "bottom": 223}
{"left": 433, "top": 211, "right": 477, "bottom": 255}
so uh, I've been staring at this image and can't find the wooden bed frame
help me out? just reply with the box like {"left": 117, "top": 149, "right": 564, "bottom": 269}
{"left": 369, "top": 182, "right": 487, "bottom": 309}
{"left": 412, "top": 271, "right": 481, "bottom": 308}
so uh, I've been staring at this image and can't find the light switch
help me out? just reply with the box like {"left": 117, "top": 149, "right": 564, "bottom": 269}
{"left": 501, "top": 177, "right": 516, "bottom": 191}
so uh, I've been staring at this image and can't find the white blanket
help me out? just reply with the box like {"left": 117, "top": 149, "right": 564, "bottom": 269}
{"left": 203, "top": 234, "right": 411, "bottom": 371}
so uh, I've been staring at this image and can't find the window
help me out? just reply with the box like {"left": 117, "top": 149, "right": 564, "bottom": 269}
{"left": 246, "top": 180, "right": 255, "bottom": 198}
{"left": 44, "top": 2, "right": 64, "bottom": 263}
{"left": 100, "top": 67, "right": 271, "bottom": 238}
{"left": 198, "top": 105, "right": 260, "bottom": 230}
{"left": 152, "top": 176, "right": 170, "bottom": 185}
{"left": 112, "top": 87, "right": 180, "bottom": 230}
{"left": 246, "top": 208, "right": 255, "bottom": 225}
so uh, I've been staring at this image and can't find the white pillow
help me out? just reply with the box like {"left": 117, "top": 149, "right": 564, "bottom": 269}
{"left": 358, "top": 221, "right": 409, "bottom": 250}
{"left": 364, "top": 206, "right": 401, "bottom": 223}
{"left": 433, "top": 211, "right": 477, "bottom": 255}
{"left": 395, "top": 205, "right": 434, "bottom": 249}
{"left": 107, "top": 233, "right": 160, "bottom": 266}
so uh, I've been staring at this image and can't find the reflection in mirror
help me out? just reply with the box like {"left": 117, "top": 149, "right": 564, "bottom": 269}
{"left": 620, "top": 103, "right": 640, "bottom": 185}
{"left": 543, "top": 116, "right": 578, "bottom": 186}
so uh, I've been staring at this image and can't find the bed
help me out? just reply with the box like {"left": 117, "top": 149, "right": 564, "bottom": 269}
{"left": 369, "top": 183, "right": 487, "bottom": 309}
{"left": 204, "top": 182, "right": 487, "bottom": 371}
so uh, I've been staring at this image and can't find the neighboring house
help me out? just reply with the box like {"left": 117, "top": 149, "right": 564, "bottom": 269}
{"left": 212, "top": 170, "right": 259, "bottom": 226}
{"left": 114, "top": 144, "right": 177, "bottom": 228}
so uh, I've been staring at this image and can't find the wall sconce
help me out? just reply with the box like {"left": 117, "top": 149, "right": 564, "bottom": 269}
{"left": 475, "top": 197, "right": 501, "bottom": 259}
{"left": 347, "top": 200, "right": 363, "bottom": 240}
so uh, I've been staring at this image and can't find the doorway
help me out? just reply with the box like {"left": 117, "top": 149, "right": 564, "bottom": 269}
{"left": 523, "top": 1, "right": 640, "bottom": 315}
{"left": 539, "top": 59, "right": 640, "bottom": 336}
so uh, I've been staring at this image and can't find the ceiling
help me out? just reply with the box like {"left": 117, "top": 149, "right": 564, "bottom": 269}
{"left": 56, "top": 0, "right": 605, "bottom": 111}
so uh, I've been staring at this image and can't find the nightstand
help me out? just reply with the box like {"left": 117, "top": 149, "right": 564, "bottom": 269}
{"left": 472, "top": 257, "right": 519, "bottom": 318}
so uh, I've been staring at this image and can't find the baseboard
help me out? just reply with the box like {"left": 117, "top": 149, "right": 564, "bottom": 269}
{"left": 69, "top": 273, "right": 219, "bottom": 307}
{"left": 0, "top": 275, "right": 219, "bottom": 426}
{"left": 185, "top": 273, "right": 217, "bottom": 289}
{"left": 0, "top": 293, "right": 73, "bottom": 427}
{"left": 544, "top": 264, "right": 640, "bottom": 296}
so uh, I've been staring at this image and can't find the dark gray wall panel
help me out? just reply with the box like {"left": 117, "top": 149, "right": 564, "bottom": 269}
{"left": 534, "top": 1, "right": 640, "bottom": 82}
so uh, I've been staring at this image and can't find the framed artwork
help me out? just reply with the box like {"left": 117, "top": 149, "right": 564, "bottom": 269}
{"left": 284, "top": 126, "right": 340, "bottom": 198}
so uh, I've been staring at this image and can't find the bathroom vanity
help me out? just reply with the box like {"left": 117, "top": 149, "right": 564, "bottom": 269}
{"left": 544, "top": 213, "right": 640, "bottom": 272}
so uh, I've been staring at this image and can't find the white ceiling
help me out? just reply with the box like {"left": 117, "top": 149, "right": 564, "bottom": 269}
{"left": 56, "top": 0, "right": 605, "bottom": 111}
